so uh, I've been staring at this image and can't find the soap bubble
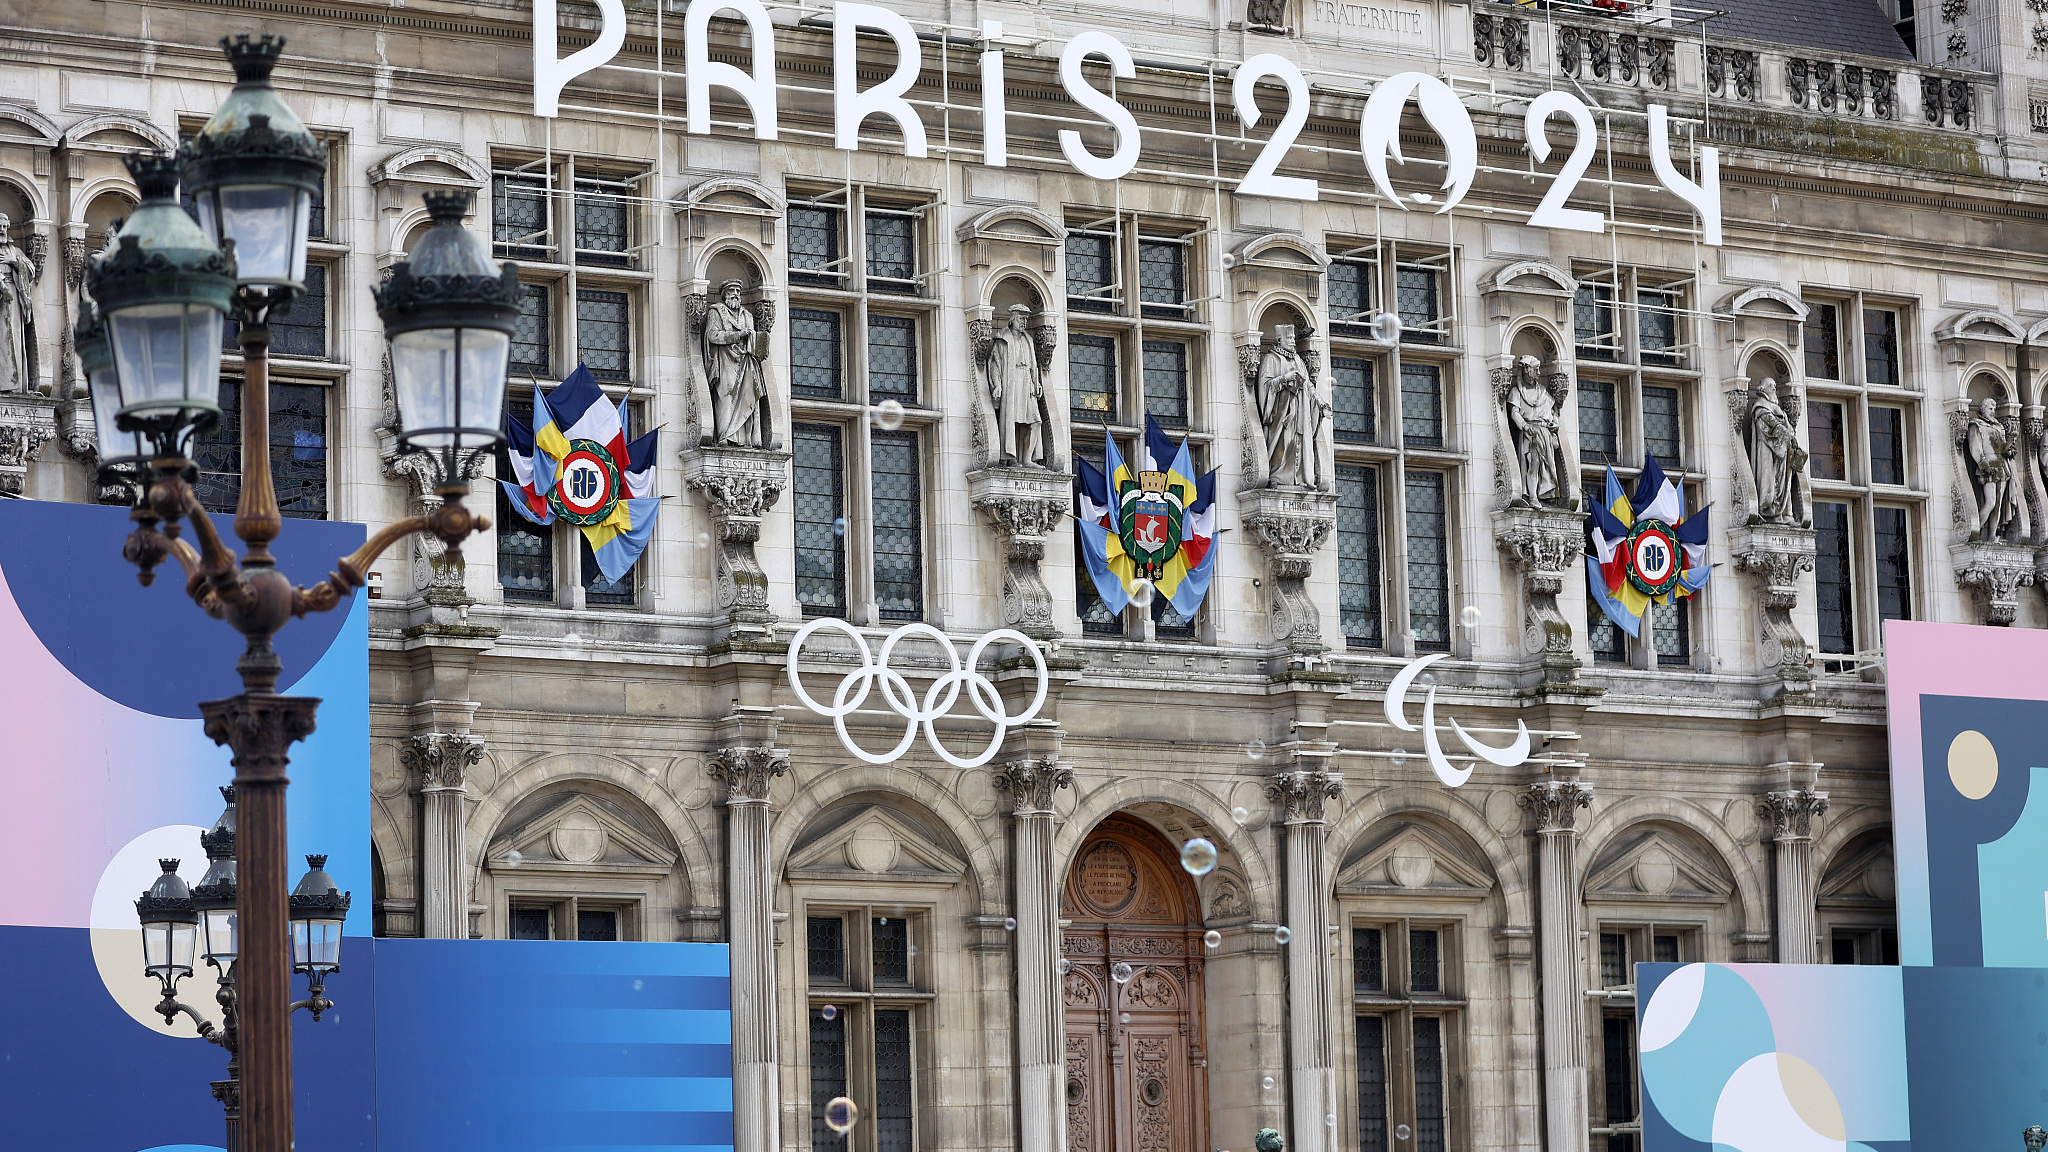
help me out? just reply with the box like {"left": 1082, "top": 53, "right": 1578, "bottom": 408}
{"left": 1261, "top": 1075, "right": 1276, "bottom": 1092}
{"left": 1417, "top": 671, "right": 1436, "bottom": 688}
{"left": 1231, "top": 806, "right": 1250, "bottom": 825}
{"left": 696, "top": 530, "right": 713, "bottom": 549}
{"left": 1119, "top": 1012, "right": 1131, "bottom": 1024}
{"left": 1460, "top": 604, "right": 1482, "bottom": 628}
{"left": 1203, "top": 930, "right": 1222, "bottom": 949}
{"left": 1326, "top": 1114, "right": 1338, "bottom": 1127}
{"left": 1396, "top": 1123, "right": 1413, "bottom": 1141}
{"left": 1058, "top": 958, "right": 1072, "bottom": 975}
{"left": 907, "top": 945, "right": 918, "bottom": 959}
{"left": 1370, "top": 311, "right": 1403, "bottom": 343}
{"left": 1004, "top": 917, "right": 1017, "bottom": 932}
{"left": 1246, "top": 739, "right": 1267, "bottom": 760}
{"left": 824, "top": 1096, "right": 860, "bottom": 1134}
{"left": 1111, "top": 961, "right": 1133, "bottom": 983}
{"left": 562, "top": 632, "right": 583, "bottom": 649}
{"left": 1274, "top": 926, "right": 1293, "bottom": 944}
{"left": 505, "top": 849, "right": 524, "bottom": 868}
{"left": 1391, "top": 748, "right": 1408, "bottom": 766}
{"left": 1128, "top": 578, "right": 1156, "bottom": 609}
{"left": 820, "top": 1004, "right": 838, "bottom": 1021}
{"left": 877, "top": 917, "right": 887, "bottom": 926}
{"left": 833, "top": 517, "right": 848, "bottom": 537}
{"left": 873, "top": 399, "right": 906, "bottom": 430}
{"left": 1180, "top": 838, "right": 1218, "bottom": 877}
{"left": 632, "top": 979, "right": 644, "bottom": 992}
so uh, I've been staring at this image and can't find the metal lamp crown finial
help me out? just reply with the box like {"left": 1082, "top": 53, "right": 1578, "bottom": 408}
{"left": 123, "top": 151, "right": 181, "bottom": 202}
{"left": 421, "top": 188, "right": 472, "bottom": 224}
{"left": 221, "top": 32, "right": 286, "bottom": 83}
{"left": 305, "top": 854, "right": 327, "bottom": 872}
{"left": 158, "top": 858, "right": 181, "bottom": 875}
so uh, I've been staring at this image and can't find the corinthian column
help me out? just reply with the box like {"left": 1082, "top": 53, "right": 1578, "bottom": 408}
{"left": 710, "top": 743, "right": 791, "bottom": 1152}
{"left": 402, "top": 733, "right": 484, "bottom": 939}
{"left": 1759, "top": 787, "right": 1829, "bottom": 963}
{"left": 993, "top": 756, "right": 1075, "bottom": 1152}
{"left": 1266, "top": 768, "right": 1344, "bottom": 1152}
{"left": 1521, "top": 778, "right": 1593, "bottom": 1152}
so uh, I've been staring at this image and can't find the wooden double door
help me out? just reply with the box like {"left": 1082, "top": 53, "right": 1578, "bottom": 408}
{"left": 1061, "top": 817, "right": 1209, "bottom": 1152}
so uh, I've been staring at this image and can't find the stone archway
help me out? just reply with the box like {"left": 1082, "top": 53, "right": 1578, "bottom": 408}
{"left": 1061, "top": 815, "right": 1209, "bottom": 1152}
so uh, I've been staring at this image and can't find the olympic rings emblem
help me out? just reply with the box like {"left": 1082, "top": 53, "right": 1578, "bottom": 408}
{"left": 786, "top": 619, "right": 1049, "bottom": 769}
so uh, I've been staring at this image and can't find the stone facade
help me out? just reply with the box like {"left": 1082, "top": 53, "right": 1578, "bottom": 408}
{"left": 8, "top": 0, "right": 2019, "bottom": 1148}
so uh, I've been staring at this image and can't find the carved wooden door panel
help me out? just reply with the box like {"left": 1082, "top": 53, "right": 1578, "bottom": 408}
{"left": 1061, "top": 816, "right": 1209, "bottom": 1152}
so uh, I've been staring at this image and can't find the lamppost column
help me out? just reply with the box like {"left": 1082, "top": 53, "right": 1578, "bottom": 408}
{"left": 404, "top": 733, "right": 484, "bottom": 939}
{"left": 710, "top": 738, "right": 789, "bottom": 1152}
{"left": 1266, "top": 767, "right": 1343, "bottom": 1152}
{"left": 1522, "top": 777, "right": 1593, "bottom": 1152}
{"left": 1759, "top": 786, "right": 1829, "bottom": 964}
{"left": 994, "top": 755, "right": 1074, "bottom": 1152}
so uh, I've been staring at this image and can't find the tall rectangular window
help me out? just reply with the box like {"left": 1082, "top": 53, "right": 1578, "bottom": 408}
{"left": 871, "top": 431, "right": 924, "bottom": 621}
{"left": 794, "top": 425, "right": 847, "bottom": 617}
{"left": 1405, "top": 471, "right": 1450, "bottom": 651}
{"left": 194, "top": 380, "right": 328, "bottom": 519}
{"left": 790, "top": 309, "right": 844, "bottom": 400}
{"left": 868, "top": 316, "right": 919, "bottom": 404}
{"left": 807, "top": 916, "right": 846, "bottom": 982}
{"left": 576, "top": 289, "right": 631, "bottom": 381}
{"left": 581, "top": 535, "right": 634, "bottom": 606}
{"left": 1409, "top": 929, "right": 1441, "bottom": 993}
{"left": 809, "top": 1007, "right": 850, "bottom": 1149}
{"left": 1400, "top": 364, "right": 1443, "bottom": 448}
{"left": 1354, "top": 926, "right": 1385, "bottom": 992}
{"left": 1863, "top": 308, "right": 1900, "bottom": 386}
{"left": 1396, "top": 264, "right": 1441, "bottom": 343}
{"left": 269, "top": 264, "right": 327, "bottom": 358}
{"left": 1066, "top": 231, "right": 1115, "bottom": 311}
{"left": 1589, "top": 597, "right": 1626, "bottom": 663}
{"left": 1805, "top": 303, "right": 1841, "bottom": 379}
{"left": 1413, "top": 1016, "right": 1446, "bottom": 1152}
{"left": 874, "top": 1009, "right": 915, "bottom": 1151}
{"left": 1814, "top": 501, "right": 1854, "bottom": 654}
{"left": 511, "top": 283, "right": 552, "bottom": 377}
{"left": 1875, "top": 506, "right": 1912, "bottom": 625}
{"left": 1142, "top": 340, "right": 1189, "bottom": 426}
{"left": 866, "top": 211, "right": 917, "bottom": 291}
{"left": 1357, "top": 1015, "right": 1389, "bottom": 1152}
{"left": 1330, "top": 257, "right": 1375, "bottom": 334}
{"left": 788, "top": 205, "right": 843, "bottom": 285}
{"left": 1642, "top": 385, "right": 1681, "bottom": 470}
{"left": 492, "top": 172, "right": 550, "bottom": 258}
{"left": 1333, "top": 357, "right": 1376, "bottom": 443}
{"left": 1603, "top": 1016, "right": 1639, "bottom": 1152}
{"left": 1069, "top": 334, "right": 1117, "bottom": 419}
{"left": 1600, "top": 932, "right": 1628, "bottom": 986}
{"left": 1869, "top": 406, "right": 1905, "bottom": 485}
{"left": 573, "top": 177, "right": 632, "bottom": 266}
{"left": 1137, "top": 238, "right": 1187, "bottom": 317}
{"left": 1076, "top": 524, "right": 1122, "bottom": 634}
{"left": 808, "top": 907, "right": 923, "bottom": 1152}
{"left": 497, "top": 397, "right": 553, "bottom": 602}
{"left": 1652, "top": 598, "right": 1690, "bottom": 666}
{"left": 1579, "top": 378, "right": 1618, "bottom": 463}
{"left": 1337, "top": 466, "right": 1383, "bottom": 649}
{"left": 1637, "top": 289, "right": 1681, "bottom": 366}
{"left": 1575, "top": 284, "right": 1618, "bottom": 361}
{"left": 1808, "top": 401, "right": 1848, "bottom": 481}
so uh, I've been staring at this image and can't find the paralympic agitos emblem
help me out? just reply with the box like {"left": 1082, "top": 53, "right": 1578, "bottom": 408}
{"left": 1118, "top": 469, "right": 1186, "bottom": 580}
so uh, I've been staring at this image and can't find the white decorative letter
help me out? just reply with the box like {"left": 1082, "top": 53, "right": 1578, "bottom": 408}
{"left": 1233, "top": 54, "right": 1317, "bottom": 201}
{"left": 1524, "top": 91, "right": 1603, "bottom": 234}
{"left": 534, "top": 0, "right": 626, "bottom": 118}
{"left": 981, "top": 22, "right": 1008, "bottom": 167}
{"left": 1059, "top": 32, "right": 1141, "bottom": 181}
{"left": 834, "top": 2, "right": 928, "bottom": 157}
{"left": 1358, "top": 71, "right": 1477, "bottom": 214}
{"left": 685, "top": 0, "right": 779, "bottom": 140}
{"left": 1648, "top": 105, "right": 1721, "bottom": 246}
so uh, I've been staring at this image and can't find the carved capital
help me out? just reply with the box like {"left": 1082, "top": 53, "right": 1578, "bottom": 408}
{"left": 1264, "top": 769, "right": 1344, "bottom": 824}
{"left": 1519, "top": 778, "right": 1593, "bottom": 833}
{"left": 1758, "top": 788, "right": 1829, "bottom": 840}
{"left": 709, "top": 745, "right": 791, "bottom": 803}
{"left": 992, "top": 756, "right": 1074, "bottom": 815}
{"left": 199, "top": 694, "right": 321, "bottom": 781}
{"left": 402, "top": 731, "right": 485, "bottom": 792}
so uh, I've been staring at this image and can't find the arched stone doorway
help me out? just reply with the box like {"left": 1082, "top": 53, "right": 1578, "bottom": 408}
{"left": 1061, "top": 815, "right": 1209, "bottom": 1152}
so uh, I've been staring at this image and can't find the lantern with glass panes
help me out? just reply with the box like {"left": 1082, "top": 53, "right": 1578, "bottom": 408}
{"left": 133, "top": 858, "right": 223, "bottom": 1045}
{"left": 288, "top": 855, "right": 350, "bottom": 1020}
{"left": 72, "top": 293, "right": 151, "bottom": 480}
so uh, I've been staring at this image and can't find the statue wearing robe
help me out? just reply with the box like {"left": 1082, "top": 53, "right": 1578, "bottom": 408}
{"left": 1749, "top": 378, "right": 1806, "bottom": 523}
{"left": 706, "top": 281, "right": 767, "bottom": 448}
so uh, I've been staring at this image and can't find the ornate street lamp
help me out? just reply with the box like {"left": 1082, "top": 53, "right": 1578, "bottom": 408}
{"left": 191, "top": 788, "right": 239, "bottom": 970}
{"left": 288, "top": 855, "right": 350, "bottom": 1020}
{"left": 136, "top": 859, "right": 199, "bottom": 989}
{"left": 179, "top": 34, "right": 323, "bottom": 296}
{"left": 72, "top": 297, "right": 151, "bottom": 478}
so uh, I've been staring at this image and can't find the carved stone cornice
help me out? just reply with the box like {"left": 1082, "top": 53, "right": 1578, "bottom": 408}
{"left": 991, "top": 756, "right": 1074, "bottom": 816}
{"left": 709, "top": 744, "right": 791, "bottom": 804}
{"left": 1519, "top": 778, "right": 1593, "bottom": 833}
{"left": 969, "top": 466, "right": 1074, "bottom": 640}
{"left": 1729, "top": 523, "right": 1819, "bottom": 689}
{"left": 684, "top": 445, "right": 792, "bottom": 636}
{"left": 1243, "top": 485, "right": 1340, "bottom": 655}
{"left": 1951, "top": 540, "right": 2036, "bottom": 627}
{"left": 1494, "top": 505, "right": 1585, "bottom": 683}
{"left": 401, "top": 731, "right": 485, "bottom": 793}
{"left": 1757, "top": 787, "right": 1829, "bottom": 840}
{"left": 1264, "top": 769, "right": 1344, "bottom": 824}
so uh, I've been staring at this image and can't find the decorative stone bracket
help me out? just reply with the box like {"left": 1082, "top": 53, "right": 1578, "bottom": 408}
{"left": 0, "top": 397, "right": 56, "bottom": 497}
{"left": 1494, "top": 506, "right": 1584, "bottom": 684}
{"left": 684, "top": 445, "right": 791, "bottom": 641}
{"left": 1730, "top": 524, "right": 1818, "bottom": 691}
{"left": 1953, "top": 540, "right": 2037, "bottom": 626}
{"left": 968, "top": 466, "right": 1072, "bottom": 641}
{"left": 1242, "top": 486, "right": 1338, "bottom": 656}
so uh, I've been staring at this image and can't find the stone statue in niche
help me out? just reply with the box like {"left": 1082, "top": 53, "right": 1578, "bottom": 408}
{"left": 1255, "top": 325, "right": 1326, "bottom": 488}
{"left": 976, "top": 304, "right": 1051, "bottom": 467}
{"left": 705, "top": 278, "right": 772, "bottom": 448}
{"left": 1966, "top": 396, "right": 2022, "bottom": 542}
{"left": 0, "top": 217, "right": 41, "bottom": 394}
{"left": 1506, "top": 354, "right": 1567, "bottom": 506}
{"left": 1748, "top": 378, "right": 1808, "bottom": 524}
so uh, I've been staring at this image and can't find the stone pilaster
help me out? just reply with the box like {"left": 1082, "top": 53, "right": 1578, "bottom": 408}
{"left": 1952, "top": 540, "right": 2037, "bottom": 626}
{"left": 684, "top": 446, "right": 791, "bottom": 641}
{"left": 401, "top": 732, "right": 484, "bottom": 940}
{"left": 1494, "top": 506, "right": 1586, "bottom": 685}
{"left": 1242, "top": 487, "right": 1340, "bottom": 657}
{"left": 1729, "top": 524, "right": 1819, "bottom": 691}
{"left": 1758, "top": 785, "right": 1829, "bottom": 964}
{"left": 968, "top": 467, "right": 1074, "bottom": 641}
{"left": 993, "top": 755, "right": 1075, "bottom": 1152}
{"left": 709, "top": 738, "right": 790, "bottom": 1152}
{"left": 1265, "top": 768, "right": 1344, "bottom": 1152}
{"left": 1520, "top": 777, "right": 1593, "bottom": 1152}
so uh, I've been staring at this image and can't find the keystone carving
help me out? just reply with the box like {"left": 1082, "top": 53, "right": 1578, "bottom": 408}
{"left": 1730, "top": 524, "right": 1818, "bottom": 690}
{"left": 1519, "top": 778, "right": 1593, "bottom": 833}
{"left": 969, "top": 466, "right": 1073, "bottom": 640}
{"left": 402, "top": 731, "right": 485, "bottom": 792}
{"left": 1494, "top": 506, "right": 1585, "bottom": 684}
{"left": 684, "top": 445, "right": 792, "bottom": 639}
{"left": 1242, "top": 486, "right": 1338, "bottom": 655}
{"left": 992, "top": 756, "right": 1075, "bottom": 815}
{"left": 1757, "top": 788, "right": 1829, "bottom": 840}
{"left": 1264, "top": 769, "right": 1344, "bottom": 824}
{"left": 708, "top": 745, "right": 791, "bottom": 803}
{"left": 1953, "top": 541, "right": 2037, "bottom": 627}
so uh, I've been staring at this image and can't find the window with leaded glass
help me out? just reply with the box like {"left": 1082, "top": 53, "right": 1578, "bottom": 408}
{"left": 1603, "top": 1016, "right": 1639, "bottom": 1152}
{"left": 1337, "top": 466, "right": 1382, "bottom": 648}
{"left": 1358, "top": 1015, "right": 1389, "bottom": 1152}
{"left": 1637, "top": 288, "right": 1681, "bottom": 366}
{"left": 871, "top": 431, "right": 924, "bottom": 621}
{"left": 1066, "top": 230, "right": 1115, "bottom": 312}
{"left": 1575, "top": 283, "right": 1618, "bottom": 361}
{"left": 497, "top": 396, "right": 553, "bottom": 602}
{"left": 1329, "top": 257, "right": 1375, "bottom": 335}
{"left": 791, "top": 309, "right": 844, "bottom": 400}
{"left": 809, "top": 1006, "right": 849, "bottom": 1150}
{"left": 866, "top": 210, "right": 918, "bottom": 293}
{"left": 789, "top": 205, "right": 843, "bottom": 286}
{"left": 868, "top": 316, "right": 918, "bottom": 404}
{"left": 1409, "top": 929, "right": 1441, "bottom": 992}
{"left": 1808, "top": 401, "right": 1848, "bottom": 481}
{"left": 1588, "top": 597, "right": 1626, "bottom": 663}
{"left": 1814, "top": 501, "right": 1854, "bottom": 654}
{"left": 1138, "top": 237, "right": 1187, "bottom": 317}
{"left": 1142, "top": 340, "right": 1188, "bottom": 426}
{"left": 1333, "top": 357, "right": 1376, "bottom": 443}
{"left": 1805, "top": 302, "right": 1841, "bottom": 379}
{"left": 1642, "top": 385, "right": 1681, "bottom": 470}
{"left": 1875, "top": 506, "right": 1912, "bottom": 625}
{"left": 1414, "top": 1017, "right": 1446, "bottom": 1152}
{"left": 808, "top": 916, "right": 846, "bottom": 982}
{"left": 794, "top": 424, "right": 847, "bottom": 616}
{"left": 306, "top": 143, "right": 328, "bottom": 240}
{"left": 807, "top": 907, "right": 924, "bottom": 1152}
{"left": 511, "top": 284, "right": 551, "bottom": 377}
{"left": 1863, "top": 308, "right": 1900, "bottom": 386}
{"left": 576, "top": 288, "right": 631, "bottom": 381}
{"left": 1353, "top": 923, "right": 1458, "bottom": 1152}
{"left": 510, "top": 906, "right": 551, "bottom": 940}
{"left": 573, "top": 176, "right": 632, "bottom": 266}
{"left": 268, "top": 264, "right": 328, "bottom": 358}
{"left": 1652, "top": 598, "right": 1689, "bottom": 666}
{"left": 581, "top": 534, "right": 634, "bottom": 606}
{"left": 1869, "top": 406, "right": 1905, "bottom": 485}
{"left": 1069, "top": 333, "right": 1117, "bottom": 419}
{"left": 1396, "top": 263, "right": 1441, "bottom": 343}
{"left": 1076, "top": 525, "right": 1123, "bottom": 635}
{"left": 1405, "top": 471, "right": 1450, "bottom": 651}
{"left": 193, "top": 379, "right": 328, "bottom": 520}
{"left": 492, "top": 172, "right": 550, "bottom": 259}
{"left": 1354, "top": 926, "right": 1385, "bottom": 992}
{"left": 1579, "top": 378, "right": 1618, "bottom": 463}
{"left": 1400, "top": 363, "right": 1443, "bottom": 448}
{"left": 1152, "top": 587, "right": 1196, "bottom": 637}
